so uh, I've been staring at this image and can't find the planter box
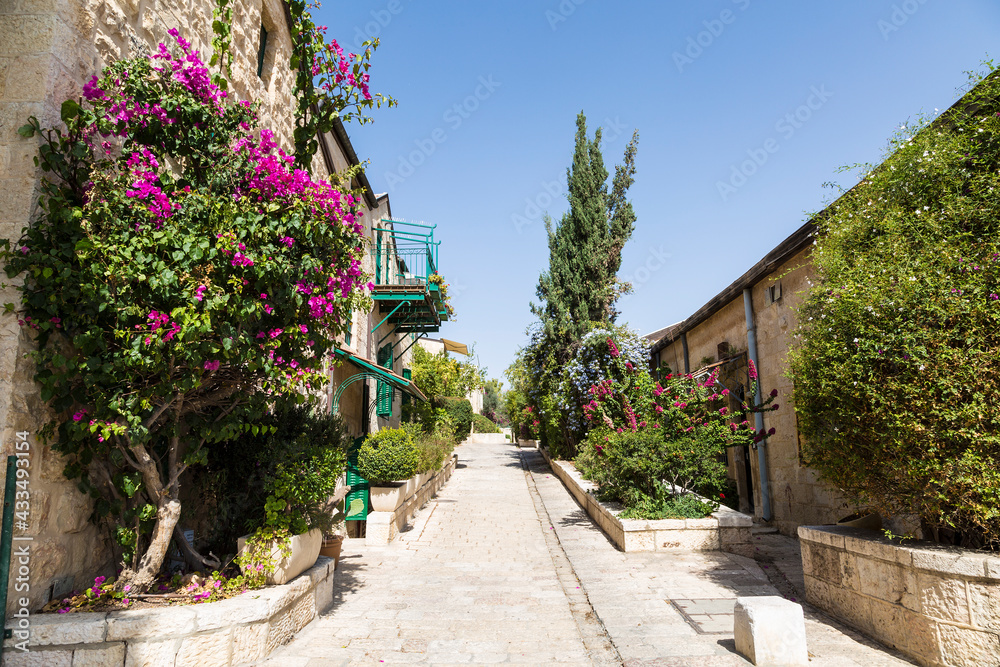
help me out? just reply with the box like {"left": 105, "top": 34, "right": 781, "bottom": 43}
{"left": 366, "top": 454, "right": 458, "bottom": 546}
{"left": 2, "top": 556, "right": 337, "bottom": 666}
{"left": 799, "top": 525, "right": 1000, "bottom": 667}
{"left": 237, "top": 528, "right": 323, "bottom": 585}
{"left": 539, "top": 447, "right": 753, "bottom": 556}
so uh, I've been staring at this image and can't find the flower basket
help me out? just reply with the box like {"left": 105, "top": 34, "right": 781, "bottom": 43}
{"left": 368, "top": 482, "right": 406, "bottom": 512}
{"left": 319, "top": 535, "right": 344, "bottom": 569}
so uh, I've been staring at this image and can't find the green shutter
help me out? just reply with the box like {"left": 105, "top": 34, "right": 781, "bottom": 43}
{"left": 345, "top": 436, "right": 369, "bottom": 520}
{"left": 256, "top": 26, "right": 268, "bottom": 78}
{"left": 401, "top": 368, "right": 411, "bottom": 406}
{"left": 376, "top": 344, "right": 393, "bottom": 417}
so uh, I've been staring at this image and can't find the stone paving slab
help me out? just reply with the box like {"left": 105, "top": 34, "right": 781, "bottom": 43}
{"left": 264, "top": 439, "right": 917, "bottom": 666}
{"left": 263, "top": 438, "right": 592, "bottom": 666}
{"left": 522, "top": 447, "right": 916, "bottom": 666}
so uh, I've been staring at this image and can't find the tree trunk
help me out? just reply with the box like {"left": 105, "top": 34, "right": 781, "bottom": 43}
{"left": 119, "top": 497, "right": 181, "bottom": 592}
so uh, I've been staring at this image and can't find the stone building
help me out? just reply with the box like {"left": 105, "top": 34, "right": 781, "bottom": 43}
{"left": 647, "top": 222, "right": 855, "bottom": 536}
{"left": 0, "top": 0, "right": 440, "bottom": 614}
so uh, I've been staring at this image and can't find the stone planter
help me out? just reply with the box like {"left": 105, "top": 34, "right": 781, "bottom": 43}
{"left": 368, "top": 483, "right": 405, "bottom": 512}
{"left": 237, "top": 528, "right": 323, "bottom": 586}
{"left": 2, "top": 557, "right": 336, "bottom": 666}
{"left": 539, "top": 447, "right": 753, "bottom": 556}
{"left": 799, "top": 525, "right": 1000, "bottom": 667}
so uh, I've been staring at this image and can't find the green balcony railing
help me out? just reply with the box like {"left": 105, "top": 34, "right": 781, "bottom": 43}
{"left": 373, "top": 219, "right": 440, "bottom": 288}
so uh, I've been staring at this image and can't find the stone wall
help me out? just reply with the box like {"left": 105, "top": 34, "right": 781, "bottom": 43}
{"left": 655, "top": 247, "right": 854, "bottom": 536}
{"left": 0, "top": 0, "right": 347, "bottom": 616}
{"left": 799, "top": 525, "right": 1000, "bottom": 667}
{"left": 2, "top": 555, "right": 337, "bottom": 666}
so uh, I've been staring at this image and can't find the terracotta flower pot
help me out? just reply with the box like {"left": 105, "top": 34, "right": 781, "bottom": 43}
{"left": 319, "top": 535, "right": 344, "bottom": 569}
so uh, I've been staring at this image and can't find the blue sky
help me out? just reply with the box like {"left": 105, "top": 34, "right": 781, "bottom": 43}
{"left": 316, "top": 0, "right": 1000, "bottom": 384}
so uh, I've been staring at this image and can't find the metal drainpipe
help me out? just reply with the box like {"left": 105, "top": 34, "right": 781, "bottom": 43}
{"left": 743, "top": 287, "right": 773, "bottom": 521}
{"left": 681, "top": 333, "right": 690, "bottom": 374}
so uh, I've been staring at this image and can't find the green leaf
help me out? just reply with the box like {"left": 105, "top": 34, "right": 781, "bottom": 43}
{"left": 16, "top": 124, "right": 35, "bottom": 138}
{"left": 61, "top": 100, "right": 81, "bottom": 123}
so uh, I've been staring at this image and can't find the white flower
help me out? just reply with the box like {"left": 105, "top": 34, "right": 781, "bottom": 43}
{"left": 919, "top": 365, "right": 925, "bottom": 371}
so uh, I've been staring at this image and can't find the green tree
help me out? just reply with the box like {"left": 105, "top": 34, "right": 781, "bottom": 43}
{"left": 533, "top": 112, "right": 639, "bottom": 352}
{"left": 526, "top": 112, "right": 639, "bottom": 456}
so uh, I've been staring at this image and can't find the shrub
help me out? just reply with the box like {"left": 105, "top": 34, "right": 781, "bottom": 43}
{"left": 437, "top": 397, "right": 473, "bottom": 442}
{"left": 413, "top": 432, "right": 453, "bottom": 473}
{"left": 471, "top": 413, "right": 500, "bottom": 434}
{"left": 205, "top": 401, "right": 349, "bottom": 553}
{"left": 357, "top": 428, "right": 419, "bottom": 484}
{"left": 574, "top": 348, "right": 776, "bottom": 519}
{"left": 789, "top": 67, "right": 1000, "bottom": 549}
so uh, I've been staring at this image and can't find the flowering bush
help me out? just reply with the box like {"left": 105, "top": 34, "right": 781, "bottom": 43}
{"left": 557, "top": 326, "right": 649, "bottom": 437}
{"left": 2, "top": 28, "right": 381, "bottom": 591}
{"left": 790, "top": 66, "right": 1000, "bottom": 549}
{"left": 575, "top": 350, "right": 777, "bottom": 519}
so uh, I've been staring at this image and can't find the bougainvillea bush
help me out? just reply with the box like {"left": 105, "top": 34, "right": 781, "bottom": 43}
{"left": 789, "top": 68, "right": 1000, "bottom": 549}
{"left": 557, "top": 326, "right": 649, "bottom": 438}
{"left": 2, "top": 30, "right": 379, "bottom": 591}
{"left": 575, "top": 339, "right": 777, "bottom": 519}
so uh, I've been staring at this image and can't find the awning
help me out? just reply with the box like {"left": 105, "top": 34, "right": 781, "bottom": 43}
{"left": 334, "top": 348, "right": 428, "bottom": 402}
{"left": 441, "top": 339, "right": 470, "bottom": 356}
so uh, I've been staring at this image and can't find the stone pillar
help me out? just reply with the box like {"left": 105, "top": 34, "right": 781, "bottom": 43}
{"left": 734, "top": 596, "right": 808, "bottom": 666}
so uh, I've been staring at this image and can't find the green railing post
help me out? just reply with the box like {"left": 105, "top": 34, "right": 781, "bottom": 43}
{"left": 0, "top": 455, "right": 17, "bottom": 651}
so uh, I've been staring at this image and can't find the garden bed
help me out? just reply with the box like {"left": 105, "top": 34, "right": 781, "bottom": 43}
{"left": 539, "top": 447, "right": 753, "bottom": 555}
{"left": 799, "top": 525, "right": 1000, "bottom": 667}
{"left": 2, "top": 556, "right": 336, "bottom": 666}
{"left": 366, "top": 453, "right": 458, "bottom": 545}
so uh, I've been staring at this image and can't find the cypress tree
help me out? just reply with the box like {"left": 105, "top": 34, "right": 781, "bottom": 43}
{"left": 532, "top": 112, "right": 639, "bottom": 361}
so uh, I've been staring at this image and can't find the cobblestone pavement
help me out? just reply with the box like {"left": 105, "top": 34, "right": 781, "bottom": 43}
{"left": 266, "top": 438, "right": 915, "bottom": 666}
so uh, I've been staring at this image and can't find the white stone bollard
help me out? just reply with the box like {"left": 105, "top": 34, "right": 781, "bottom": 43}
{"left": 734, "top": 596, "right": 809, "bottom": 666}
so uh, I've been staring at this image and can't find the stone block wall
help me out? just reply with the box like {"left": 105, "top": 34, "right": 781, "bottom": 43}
{"left": 655, "top": 247, "right": 854, "bottom": 536}
{"left": 799, "top": 525, "right": 1000, "bottom": 667}
{"left": 2, "top": 555, "right": 337, "bottom": 666}
{"left": 0, "top": 0, "right": 346, "bottom": 616}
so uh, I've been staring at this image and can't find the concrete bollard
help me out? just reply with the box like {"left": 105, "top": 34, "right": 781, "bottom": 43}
{"left": 734, "top": 596, "right": 809, "bottom": 666}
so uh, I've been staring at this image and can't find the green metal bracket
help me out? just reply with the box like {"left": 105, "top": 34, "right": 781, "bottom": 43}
{"left": 371, "top": 300, "right": 406, "bottom": 335}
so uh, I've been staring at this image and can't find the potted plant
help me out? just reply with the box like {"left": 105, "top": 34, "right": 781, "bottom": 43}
{"left": 356, "top": 428, "right": 419, "bottom": 512}
{"left": 237, "top": 430, "right": 348, "bottom": 585}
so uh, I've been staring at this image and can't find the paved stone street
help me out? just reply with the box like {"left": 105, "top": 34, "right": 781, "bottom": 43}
{"left": 266, "top": 437, "right": 916, "bottom": 666}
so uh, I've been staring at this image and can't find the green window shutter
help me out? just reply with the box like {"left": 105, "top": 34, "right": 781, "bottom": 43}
{"left": 345, "top": 311, "right": 353, "bottom": 346}
{"left": 376, "top": 344, "right": 393, "bottom": 417}
{"left": 257, "top": 26, "right": 268, "bottom": 78}
{"left": 344, "top": 436, "right": 368, "bottom": 520}
{"left": 401, "top": 368, "right": 411, "bottom": 406}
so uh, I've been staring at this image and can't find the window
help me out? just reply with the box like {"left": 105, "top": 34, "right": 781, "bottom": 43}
{"left": 257, "top": 25, "right": 268, "bottom": 78}
{"left": 764, "top": 282, "right": 782, "bottom": 306}
{"left": 345, "top": 311, "right": 353, "bottom": 346}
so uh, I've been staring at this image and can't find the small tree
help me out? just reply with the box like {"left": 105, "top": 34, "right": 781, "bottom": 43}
{"left": 3, "top": 27, "right": 388, "bottom": 590}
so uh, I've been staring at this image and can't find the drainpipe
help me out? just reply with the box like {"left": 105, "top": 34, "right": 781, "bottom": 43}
{"left": 743, "top": 287, "right": 773, "bottom": 521}
{"left": 681, "top": 333, "right": 690, "bottom": 374}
